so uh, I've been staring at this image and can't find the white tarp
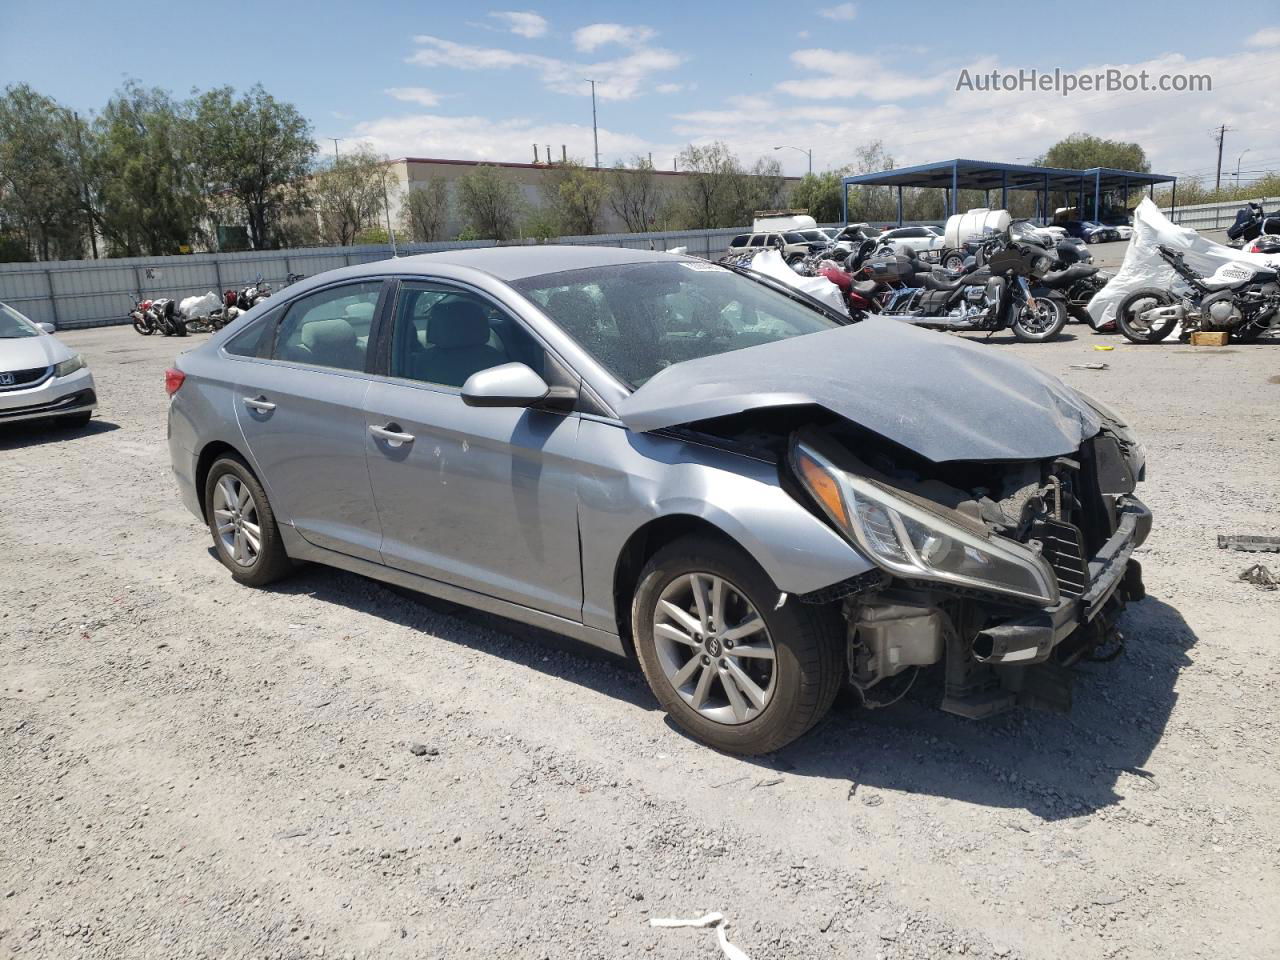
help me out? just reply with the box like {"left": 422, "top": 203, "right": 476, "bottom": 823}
{"left": 748, "top": 248, "right": 847, "bottom": 314}
{"left": 1088, "top": 197, "right": 1280, "bottom": 327}
{"left": 179, "top": 291, "right": 220, "bottom": 318}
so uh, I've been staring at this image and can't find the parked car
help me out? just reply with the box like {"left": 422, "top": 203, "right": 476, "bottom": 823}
{"left": 1061, "top": 220, "right": 1121, "bottom": 244}
{"left": 0, "top": 301, "right": 97, "bottom": 427}
{"left": 168, "top": 247, "right": 1152, "bottom": 755}
{"left": 876, "top": 225, "right": 945, "bottom": 255}
{"left": 727, "top": 231, "right": 825, "bottom": 263}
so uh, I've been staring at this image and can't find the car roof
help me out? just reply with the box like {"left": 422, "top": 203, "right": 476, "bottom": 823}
{"left": 383, "top": 244, "right": 688, "bottom": 281}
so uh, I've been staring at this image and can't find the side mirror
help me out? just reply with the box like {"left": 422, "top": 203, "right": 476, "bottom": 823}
{"left": 461, "top": 362, "right": 553, "bottom": 408}
{"left": 37, "top": 322, "right": 55, "bottom": 334}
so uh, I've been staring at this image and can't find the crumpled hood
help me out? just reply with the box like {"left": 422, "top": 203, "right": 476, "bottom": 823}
{"left": 617, "top": 317, "right": 1101, "bottom": 463}
{"left": 0, "top": 333, "right": 71, "bottom": 372}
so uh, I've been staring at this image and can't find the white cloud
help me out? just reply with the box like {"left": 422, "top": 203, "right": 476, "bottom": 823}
{"left": 406, "top": 34, "right": 682, "bottom": 100}
{"left": 779, "top": 48, "right": 956, "bottom": 100}
{"left": 1245, "top": 26, "right": 1280, "bottom": 47}
{"left": 488, "top": 10, "right": 548, "bottom": 38}
{"left": 818, "top": 3, "right": 857, "bottom": 21}
{"left": 385, "top": 87, "right": 443, "bottom": 107}
{"left": 655, "top": 82, "right": 684, "bottom": 94}
{"left": 572, "top": 23, "right": 656, "bottom": 52}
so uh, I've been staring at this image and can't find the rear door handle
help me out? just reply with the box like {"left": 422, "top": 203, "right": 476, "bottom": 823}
{"left": 369, "top": 423, "right": 415, "bottom": 445}
{"left": 243, "top": 396, "right": 276, "bottom": 412}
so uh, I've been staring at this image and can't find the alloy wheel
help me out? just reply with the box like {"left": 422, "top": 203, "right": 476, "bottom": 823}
{"left": 1019, "top": 299, "right": 1059, "bottom": 335}
{"left": 652, "top": 573, "right": 777, "bottom": 725}
{"left": 213, "top": 474, "right": 262, "bottom": 567}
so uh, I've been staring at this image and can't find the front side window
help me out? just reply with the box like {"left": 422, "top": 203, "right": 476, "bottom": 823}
{"left": 389, "top": 282, "right": 545, "bottom": 388}
{"left": 514, "top": 260, "right": 845, "bottom": 388}
{"left": 272, "top": 281, "right": 383, "bottom": 372}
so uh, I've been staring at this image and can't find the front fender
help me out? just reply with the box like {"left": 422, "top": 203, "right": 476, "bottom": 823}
{"left": 577, "top": 420, "right": 875, "bottom": 633}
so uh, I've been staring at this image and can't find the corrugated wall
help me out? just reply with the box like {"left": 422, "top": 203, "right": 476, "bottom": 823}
{"left": 0, "top": 228, "right": 756, "bottom": 329}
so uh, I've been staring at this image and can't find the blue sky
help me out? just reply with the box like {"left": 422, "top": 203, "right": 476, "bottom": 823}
{"left": 4, "top": 0, "right": 1280, "bottom": 184}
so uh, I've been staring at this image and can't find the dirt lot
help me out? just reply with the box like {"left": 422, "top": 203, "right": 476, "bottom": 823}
{"left": 3, "top": 319, "right": 1278, "bottom": 960}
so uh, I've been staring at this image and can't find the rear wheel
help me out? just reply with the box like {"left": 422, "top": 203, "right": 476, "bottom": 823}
{"left": 941, "top": 249, "right": 965, "bottom": 272}
{"left": 203, "top": 455, "right": 293, "bottom": 587}
{"left": 631, "top": 535, "right": 844, "bottom": 755}
{"left": 1011, "top": 295, "right": 1067, "bottom": 342}
{"left": 1116, "top": 287, "right": 1177, "bottom": 343}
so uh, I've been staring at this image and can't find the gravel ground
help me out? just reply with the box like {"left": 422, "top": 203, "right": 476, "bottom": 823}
{"left": 2, "top": 319, "right": 1278, "bottom": 960}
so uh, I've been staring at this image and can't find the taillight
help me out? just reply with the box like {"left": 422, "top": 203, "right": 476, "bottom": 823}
{"left": 164, "top": 368, "right": 186, "bottom": 396}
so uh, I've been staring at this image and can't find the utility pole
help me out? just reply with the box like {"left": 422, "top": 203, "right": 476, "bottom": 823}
{"left": 1235, "top": 148, "right": 1251, "bottom": 188}
{"left": 585, "top": 79, "right": 600, "bottom": 168}
{"left": 330, "top": 138, "right": 343, "bottom": 162}
{"left": 1213, "top": 125, "right": 1227, "bottom": 194}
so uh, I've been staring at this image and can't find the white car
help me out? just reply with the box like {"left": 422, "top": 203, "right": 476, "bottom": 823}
{"left": 0, "top": 302, "right": 97, "bottom": 427}
{"left": 876, "top": 225, "right": 945, "bottom": 255}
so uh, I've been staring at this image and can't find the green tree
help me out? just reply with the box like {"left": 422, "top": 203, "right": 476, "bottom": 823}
{"left": 94, "top": 81, "right": 204, "bottom": 256}
{"left": 607, "top": 156, "right": 661, "bottom": 232}
{"left": 540, "top": 160, "right": 606, "bottom": 236}
{"left": 456, "top": 165, "right": 521, "bottom": 241}
{"left": 0, "top": 84, "right": 88, "bottom": 260}
{"left": 311, "top": 145, "right": 391, "bottom": 246}
{"left": 676, "top": 141, "right": 741, "bottom": 228}
{"left": 402, "top": 177, "right": 450, "bottom": 242}
{"left": 790, "top": 171, "right": 844, "bottom": 224}
{"left": 1036, "top": 133, "right": 1149, "bottom": 173}
{"left": 190, "top": 84, "right": 315, "bottom": 250}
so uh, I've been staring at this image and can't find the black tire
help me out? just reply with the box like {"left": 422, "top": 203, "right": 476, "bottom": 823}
{"left": 132, "top": 317, "right": 153, "bottom": 335}
{"left": 941, "top": 250, "right": 965, "bottom": 272}
{"left": 1010, "top": 295, "right": 1067, "bottom": 342}
{"left": 203, "top": 455, "right": 293, "bottom": 587}
{"left": 1116, "top": 287, "right": 1177, "bottom": 343}
{"left": 631, "top": 534, "right": 844, "bottom": 755}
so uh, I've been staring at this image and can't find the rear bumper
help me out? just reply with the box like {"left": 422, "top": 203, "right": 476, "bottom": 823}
{"left": 975, "top": 496, "right": 1151, "bottom": 665}
{"left": 0, "top": 367, "right": 97, "bottom": 423}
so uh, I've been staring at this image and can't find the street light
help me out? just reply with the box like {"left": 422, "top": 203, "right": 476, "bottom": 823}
{"left": 773, "top": 144, "right": 812, "bottom": 175}
{"left": 1235, "top": 148, "right": 1251, "bottom": 188}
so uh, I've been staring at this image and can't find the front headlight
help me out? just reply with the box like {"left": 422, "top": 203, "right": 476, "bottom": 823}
{"left": 1033, "top": 255, "right": 1051, "bottom": 276}
{"left": 792, "top": 443, "right": 1059, "bottom": 605}
{"left": 54, "top": 354, "right": 86, "bottom": 378}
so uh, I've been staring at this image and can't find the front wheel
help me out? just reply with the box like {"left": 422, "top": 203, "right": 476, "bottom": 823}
{"left": 1011, "top": 295, "right": 1067, "bottom": 342}
{"left": 131, "top": 315, "right": 153, "bottom": 335}
{"left": 941, "top": 249, "right": 965, "bottom": 272}
{"left": 631, "top": 535, "right": 844, "bottom": 755}
{"left": 1116, "top": 288, "right": 1177, "bottom": 343}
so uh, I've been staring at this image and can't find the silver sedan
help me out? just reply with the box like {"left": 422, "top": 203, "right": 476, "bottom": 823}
{"left": 0, "top": 301, "right": 96, "bottom": 427}
{"left": 167, "top": 246, "right": 1151, "bottom": 754}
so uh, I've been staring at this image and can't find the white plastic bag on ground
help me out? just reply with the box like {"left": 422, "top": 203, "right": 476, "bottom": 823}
{"left": 748, "top": 248, "right": 846, "bottom": 315}
{"left": 179, "top": 291, "right": 220, "bottom": 318}
{"left": 1089, "top": 197, "right": 1280, "bottom": 327}
{"left": 668, "top": 246, "right": 688, "bottom": 255}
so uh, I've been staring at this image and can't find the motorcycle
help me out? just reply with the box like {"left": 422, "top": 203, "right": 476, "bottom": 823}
{"left": 1226, "top": 202, "right": 1280, "bottom": 248}
{"left": 229, "top": 275, "right": 272, "bottom": 311}
{"left": 864, "top": 220, "right": 1068, "bottom": 342}
{"left": 1114, "top": 244, "right": 1280, "bottom": 343}
{"left": 1037, "top": 237, "right": 1113, "bottom": 328}
{"left": 128, "top": 295, "right": 186, "bottom": 337}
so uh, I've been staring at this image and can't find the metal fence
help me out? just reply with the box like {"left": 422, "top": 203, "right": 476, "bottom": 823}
{"left": 1161, "top": 197, "right": 1280, "bottom": 231}
{"left": 0, "top": 226, "right": 752, "bottom": 330}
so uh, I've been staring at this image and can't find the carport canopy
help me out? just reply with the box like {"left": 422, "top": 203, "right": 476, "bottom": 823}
{"left": 841, "top": 158, "right": 1177, "bottom": 225}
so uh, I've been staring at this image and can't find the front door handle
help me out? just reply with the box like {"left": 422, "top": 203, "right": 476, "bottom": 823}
{"left": 243, "top": 396, "right": 276, "bottom": 412}
{"left": 369, "top": 423, "right": 415, "bottom": 445}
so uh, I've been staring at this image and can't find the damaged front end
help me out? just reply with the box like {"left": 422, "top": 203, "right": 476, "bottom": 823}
{"left": 789, "top": 408, "right": 1151, "bottom": 719}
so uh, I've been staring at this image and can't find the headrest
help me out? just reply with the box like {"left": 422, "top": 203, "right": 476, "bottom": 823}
{"left": 301, "top": 317, "right": 357, "bottom": 350}
{"left": 428, "top": 299, "right": 489, "bottom": 348}
{"left": 547, "top": 289, "right": 599, "bottom": 333}
{"left": 343, "top": 301, "right": 375, "bottom": 322}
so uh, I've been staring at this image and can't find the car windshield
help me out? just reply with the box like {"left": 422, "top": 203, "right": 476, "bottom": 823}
{"left": 1009, "top": 220, "right": 1042, "bottom": 243}
{"left": 0, "top": 302, "right": 40, "bottom": 339}
{"left": 512, "top": 259, "right": 846, "bottom": 388}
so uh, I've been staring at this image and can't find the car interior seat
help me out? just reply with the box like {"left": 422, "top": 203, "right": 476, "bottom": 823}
{"left": 415, "top": 299, "right": 504, "bottom": 387}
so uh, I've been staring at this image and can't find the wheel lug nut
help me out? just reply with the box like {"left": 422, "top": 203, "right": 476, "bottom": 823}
{"left": 701, "top": 655, "right": 711, "bottom": 665}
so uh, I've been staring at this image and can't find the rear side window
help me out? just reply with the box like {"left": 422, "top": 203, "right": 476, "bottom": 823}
{"left": 223, "top": 308, "right": 279, "bottom": 358}
{"left": 729, "top": 235, "right": 748, "bottom": 248}
{"left": 272, "top": 281, "right": 383, "bottom": 372}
